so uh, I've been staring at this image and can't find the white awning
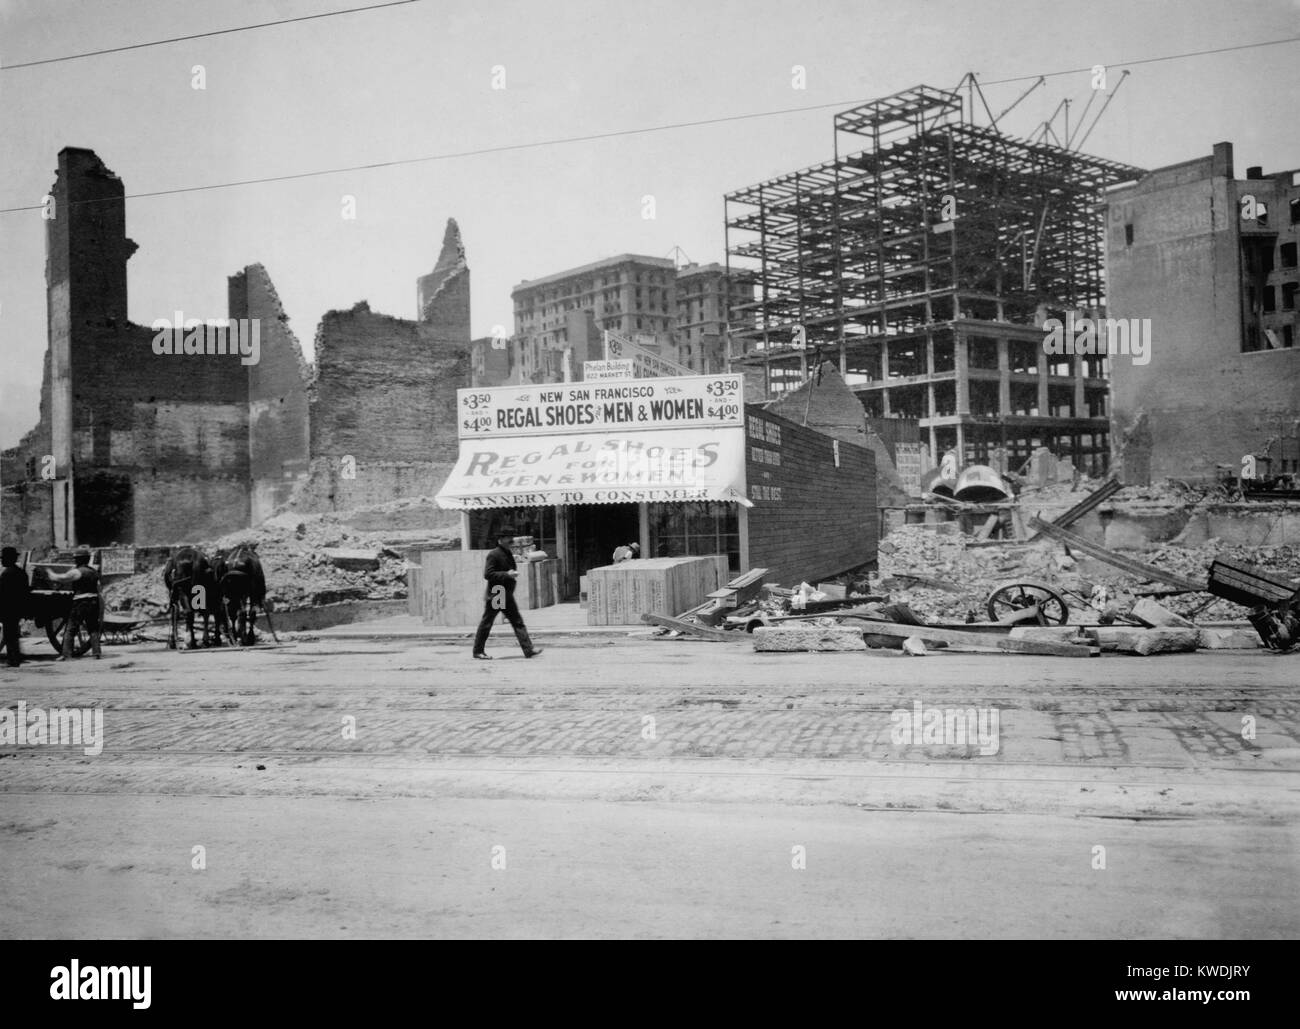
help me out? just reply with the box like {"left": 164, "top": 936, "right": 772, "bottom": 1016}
{"left": 436, "top": 427, "right": 750, "bottom": 509}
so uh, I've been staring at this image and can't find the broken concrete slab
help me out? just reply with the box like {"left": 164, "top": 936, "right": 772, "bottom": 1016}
{"left": 753, "top": 626, "right": 867, "bottom": 652}
{"left": 323, "top": 548, "right": 381, "bottom": 572}
{"left": 1197, "top": 628, "right": 1262, "bottom": 650}
{"left": 901, "top": 637, "right": 928, "bottom": 656}
{"left": 1129, "top": 597, "right": 1195, "bottom": 629}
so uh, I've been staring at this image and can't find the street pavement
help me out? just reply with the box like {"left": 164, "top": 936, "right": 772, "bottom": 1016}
{"left": 1, "top": 631, "right": 1297, "bottom": 938}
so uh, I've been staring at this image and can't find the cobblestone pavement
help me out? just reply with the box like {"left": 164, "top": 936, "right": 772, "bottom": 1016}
{"left": 2, "top": 637, "right": 1298, "bottom": 937}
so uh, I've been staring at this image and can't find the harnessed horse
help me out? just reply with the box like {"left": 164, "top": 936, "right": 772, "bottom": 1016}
{"left": 163, "top": 546, "right": 224, "bottom": 649}
{"left": 217, "top": 545, "right": 267, "bottom": 646}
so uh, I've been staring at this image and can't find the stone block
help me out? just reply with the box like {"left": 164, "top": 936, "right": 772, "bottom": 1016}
{"left": 1103, "top": 627, "right": 1200, "bottom": 655}
{"left": 1197, "top": 628, "right": 1262, "bottom": 650}
{"left": 1130, "top": 597, "right": 1195, "bottom": 629}
{"left": 753, "top": 626, "right": 867, "bottom": 652}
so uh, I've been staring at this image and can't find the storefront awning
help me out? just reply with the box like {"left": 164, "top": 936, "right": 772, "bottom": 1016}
{"left": 436, "top": 427, "right": 750, "bottom": 509}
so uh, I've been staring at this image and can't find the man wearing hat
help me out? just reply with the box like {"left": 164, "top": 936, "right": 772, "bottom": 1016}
{"left": 47, "top": 549, "right": 102, "bottom": 661}
{"left": 0, "top": 546, "right": 29, "bottom": 668}
{"left": 472, "top": 527, "right": 542, "bottom": 660}
{"left": 612, "top": 542, "right": 640, "bottom": 563}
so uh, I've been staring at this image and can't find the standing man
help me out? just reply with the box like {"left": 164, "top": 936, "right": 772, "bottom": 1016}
{"left": 48, "top": 548, "right": 102, "bottom": 661}
{"left": 0, "top": 546, "right": 29, "bottom": 668}
{"left": 472, "top": 527, "right": 542, "bottom": 660}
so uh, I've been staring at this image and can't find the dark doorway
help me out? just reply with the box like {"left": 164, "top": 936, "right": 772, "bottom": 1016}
{"left": 568, "top": 502, "right": 638, "bottom": 581}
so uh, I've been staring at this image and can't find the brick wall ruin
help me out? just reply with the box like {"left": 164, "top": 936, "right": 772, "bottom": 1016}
{"left": 292, "top": 220, "right": 470, "bottom": 531}
{"left": 2, "top": 148, "right": 469, "bottom": 549}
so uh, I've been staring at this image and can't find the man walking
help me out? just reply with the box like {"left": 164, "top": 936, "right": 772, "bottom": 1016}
{"left": 472, "top": 527, "right": 541, "bottom": 660}
{"left": 0, "top": 546, "right": 29, "bottom": 668}
{"left": 48, "top": 548, "right": 102, "bottom": 661}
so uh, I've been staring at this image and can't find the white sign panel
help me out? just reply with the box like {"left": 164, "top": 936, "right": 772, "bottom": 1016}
{"left": 583, "top": 359, "right": 634, "bottom": 382}
{"left": 436, "top": 427, "right": 749, "bottom": 509}
{"left": 456, "top": 374, "right": 744, "bottom": 440}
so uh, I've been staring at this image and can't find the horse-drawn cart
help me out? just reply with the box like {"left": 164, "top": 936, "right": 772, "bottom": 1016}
{"left": 2, "top": 552, "right": 102, "bottom": 656}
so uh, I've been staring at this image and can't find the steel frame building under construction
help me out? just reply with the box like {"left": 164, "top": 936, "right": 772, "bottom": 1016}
{"left": 724, "top": 83, "right": 1143, "bottom": 474}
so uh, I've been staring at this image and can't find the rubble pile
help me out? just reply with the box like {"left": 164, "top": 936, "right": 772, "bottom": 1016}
{"left": 103, "top": 512, "right": 455, "bottom": 617}
{"left": 876, "top": 527, "right": 1074, "bottom": 620}
{"left": 875, "top": 525, "right": 1299, "bottom": 623}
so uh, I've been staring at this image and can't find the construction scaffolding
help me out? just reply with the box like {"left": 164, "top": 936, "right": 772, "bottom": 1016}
{"left": 724, "top": 82, "right": 1143, "bottom": 475}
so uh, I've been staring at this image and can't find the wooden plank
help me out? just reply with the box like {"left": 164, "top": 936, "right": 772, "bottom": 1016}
{"left": 1028, "top": 516, "right": 1206, "bottom": 591}
{"left": 640, "top": 613, "right": 744, "bottom": 641}
{"left": 974, "top": 513, "right": 1000, "bottom": 541}
{"left": 1027, "top": 476, "right": 1121, "bottom": 540}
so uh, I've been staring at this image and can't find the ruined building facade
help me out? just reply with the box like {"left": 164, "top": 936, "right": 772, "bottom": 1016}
{"left": 1106, "top": 142, "right": 1300, "bottom": 483}
{"left": 0, "top": 148, "right": 470, "bottom": 549}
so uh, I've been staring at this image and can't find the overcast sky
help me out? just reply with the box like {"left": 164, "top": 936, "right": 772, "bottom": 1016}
{"left": 2, "top": 0, "right": 1298, "bottom": 447}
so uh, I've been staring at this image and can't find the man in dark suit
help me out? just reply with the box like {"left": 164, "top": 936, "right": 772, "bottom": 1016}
{"left": 1, "top": 546, "right": 29, "bottom": 668}
{"left": 472, "top": 527, "right": 542, "bottom": 660}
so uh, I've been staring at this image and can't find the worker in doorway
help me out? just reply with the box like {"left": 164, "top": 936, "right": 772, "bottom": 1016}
{"left": 1, "top": 546, "right": 30, "bottom": 668}
{"left": 47, "top": 549, "right": 102, "bottom": 661}
{"left": 612, "top": 542, "right": 640, "bottom": 563}
{"left": 472, "top": 527, "right": 542, "bottom": 660}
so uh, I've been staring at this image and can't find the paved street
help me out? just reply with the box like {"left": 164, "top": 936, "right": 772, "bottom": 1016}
{"left": 2, "top": 634, "right": 1298, "bottom": 938}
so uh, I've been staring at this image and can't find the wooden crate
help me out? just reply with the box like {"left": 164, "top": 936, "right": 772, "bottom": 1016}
{"left": 409, "top": 551, "right": 563, "bottom": 624}
{"left": 585, "top": 555, "right": 729, "bottom": 626}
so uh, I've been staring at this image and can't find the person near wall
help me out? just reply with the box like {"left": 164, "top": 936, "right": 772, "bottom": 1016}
{"left": 612, "top": 542, "right": 640, "bottom": 563}
{"left": 472, "top": 527, "right": 542, "bottom": 660}
{"left": 0, "top": 546, "right": 30, "bottom": 668}
{"left": 47, "top": 549, "right": 102, "bottom": 661}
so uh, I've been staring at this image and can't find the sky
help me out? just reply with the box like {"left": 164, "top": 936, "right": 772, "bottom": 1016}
{"left": 2, "top": 0, "right": 1298, "bottom": 447}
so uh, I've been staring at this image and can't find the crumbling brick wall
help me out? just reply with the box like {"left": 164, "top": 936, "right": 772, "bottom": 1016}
{"left": 47, "top": 148, "right": 251, "bottom": 546}
{"left": 297, "top": 302, "right": 468, "bottom": 514}
{"left": 232, "top": 265, "right": 311, "bottom": 523}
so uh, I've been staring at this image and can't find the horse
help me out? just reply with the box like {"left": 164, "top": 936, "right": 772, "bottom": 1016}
{"left": 162, "top": 546, "right": 225, "bottom": 649}
{"left": 217, "top": 544, "right": 267, "bottom": 646}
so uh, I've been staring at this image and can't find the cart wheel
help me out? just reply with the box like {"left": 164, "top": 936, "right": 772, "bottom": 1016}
{"left": 46, "top": 615, "right": 94, "bottom": 657}
{"left": 986, "top": 581, "right": 1069, "bottom": 625}
{"left": 167, "top": 602, "right": 179, "bottom": 650}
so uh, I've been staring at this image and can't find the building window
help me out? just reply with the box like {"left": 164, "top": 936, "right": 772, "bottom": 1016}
{"left": 1285, "top": 325, "right": 1295, "bottom": 348}
{"left": 1264, "top": 286, "right": 1277, "bottom": 313}
{"left": 1282, "top": 242, "right": 1298, "bottom": 268}
{"left": 1124, "top": 223, "right": 1134, "bottom": 246}
{"left": 1291, "top": 198, "right": 1300, "bottom": 224}
{"left": 1283, "top": 282, "right": 1299, "bottom": 310}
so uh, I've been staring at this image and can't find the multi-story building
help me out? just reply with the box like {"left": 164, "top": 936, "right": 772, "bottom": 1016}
{"left": 674, "top": 262, "right": 756, "bottom": 372}
{"left": 725, "top": 84, "right": 1144, "bottom": 476}
{"left": 508, "top": 255, "right": 754, "bottom": 383}
{"left": 1106, "top": 142, "right": 1300, "bottom": 483}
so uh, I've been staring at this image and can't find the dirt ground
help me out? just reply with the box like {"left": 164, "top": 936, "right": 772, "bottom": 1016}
{"left": 1, "top": 632, "right": 1297, "bottom": 938}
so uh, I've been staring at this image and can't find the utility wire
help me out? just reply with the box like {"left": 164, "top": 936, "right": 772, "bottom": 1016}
{"left": 0, "top": 0, "right": 422, "bottom": 70}
{"left": 982, "top": 33, "right": 1300, "bottom": 85}
{"left": 1, "top": 32, "right": 1297, "bottom": 214}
